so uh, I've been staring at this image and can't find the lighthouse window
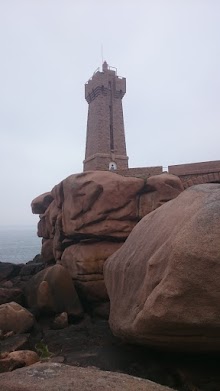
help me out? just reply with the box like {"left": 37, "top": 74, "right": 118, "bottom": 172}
{"left": 109, "top": 162, "right": 117, "bottom": 170}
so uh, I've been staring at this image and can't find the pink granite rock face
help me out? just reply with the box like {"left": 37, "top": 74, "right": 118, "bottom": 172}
{"left": 139, "top": 173, "right": 184, "bottom": 218}
{"left": 0, "top": 362, "right": 173, "bottom": 391}
{"left": 37, "top": 201, "right": 60, "bottom": 240}
{"left": 31, "top": 192, "right": 53, "bottom": 214}
{"left": 32, "top": 171, "right": 183, "bottom": 313}
{"left": 104, "top": 184, "right": 220, "bottom": 351}
{"left": 41, "top": 239, "right": 54, "bottom": 262}
{"left": 61, "top": 171, "right": 144, "bottom": 239}
{"left": 33, "top": 171, "right": 183, "bottom": 259}
{"left": 60, "top": 242, "right": 122, "bottom": 295}
{"left": 59, "top": 241, "right": 123, "bottom": 315}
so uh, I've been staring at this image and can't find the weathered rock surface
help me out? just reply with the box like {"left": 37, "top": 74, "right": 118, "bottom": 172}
{"left": 41, "top": 239, "right": 54, "bottom": 262}
{"left": 37, "top": 201, "right": 60, "bottom": 240}
{"left": 32, "top": 171, "right": 183, "bottom": 313}
{"left": 0, "top": 302, "right": 34, "bottom": 334}
{"left": 104, "top": 184, "right": 220, "bottom": 351}
{"left": 59, "top": 171, "right": 144, "bottom": 239}
{"left": 25, "top": 264, "right": 83, "bottom": 317}
{"left": 31, "top": 192, "right": 53, "bottom": 214}
{"left": 59, "top": 241, "right": 122, "bottom": 306}
{"left": 0, "top": 362, "right": 174, "bottom": 391}
{"left": 0, "top": 350, "right": 39, "bottom": 372}
{"left": 60, "top": 241, "right": 123, "bottom": 280}
{"left": 19, "top": 260, "right": 45, "bottom": 277}
{"left": 33, "top": 171, "right": 183, "bottom": 253}
{"left": 139, "top": 173, "right": 184, "bottom": 218}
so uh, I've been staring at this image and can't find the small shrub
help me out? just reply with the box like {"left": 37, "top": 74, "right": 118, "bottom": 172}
{"left": 35, "top": 340, "right": 52, "bottom": 359}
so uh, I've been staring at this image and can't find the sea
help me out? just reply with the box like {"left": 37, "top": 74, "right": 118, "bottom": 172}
{"left": 0, "top": 226, "right": 41, "bottom": 264}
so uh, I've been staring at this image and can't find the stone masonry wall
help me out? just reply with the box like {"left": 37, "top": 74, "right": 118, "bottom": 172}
{"left": 116, "top": 161, "right": 220, "bottom": 187}
{"left": 116, "top": 166, "right": 163, "bottom": 179}
{"left": 168, "top": 161, "right": 220, "bottom": 176}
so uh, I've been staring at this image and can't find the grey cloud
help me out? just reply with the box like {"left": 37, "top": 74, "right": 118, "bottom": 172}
{"left": 0, "top": 0, "right": 219, "bottom": 225}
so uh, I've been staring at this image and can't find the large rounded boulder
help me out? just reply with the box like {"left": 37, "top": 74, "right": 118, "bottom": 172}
{"left": 104, "top": 184, "right": 220, "bottom": 351}
{"left": 58, "top": 171, "right": 144, "bottom": 239}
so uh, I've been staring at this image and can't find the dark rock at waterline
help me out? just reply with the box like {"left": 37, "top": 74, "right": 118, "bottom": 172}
{"left": 0, "top": 258, "right": 48, "bottom": 308}
{"left": 0, "top": 287, "right": 24, "bottom": 306}
{"left": 0, "top": 262, "right": 23, "bottom": 283}
{"left": 19, "top": 261, "right": 45, "bottom": 277}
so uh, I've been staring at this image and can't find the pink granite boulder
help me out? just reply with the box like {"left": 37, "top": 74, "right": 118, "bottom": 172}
{"left": 31, "top": 192, "right": 53, "bottom": 214}
{"left": 139, "top": 173, "right": 184, "bottom": 218}
{"left": 104, "top": 184, "right": 220, "bottom": 351}
{"left": 60, "top": 171, "right": 144, "bottom": 239}
{"left": 0, "top": 362, "right": 173, "bottom": 391}
{"left": 59, "top": 241, "right": 123, "bottom": 313}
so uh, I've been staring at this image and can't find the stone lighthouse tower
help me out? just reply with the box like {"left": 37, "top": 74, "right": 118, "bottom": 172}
{"left": 83, "top": 62, "right": 128, "bottom": 171}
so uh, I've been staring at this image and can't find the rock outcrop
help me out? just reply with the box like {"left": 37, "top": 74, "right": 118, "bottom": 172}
{"left": 32, "top": 171, "right": 183, "bottom": 313}
{"left": 59, "top": 172, "right": 143, "bottom": 239}
{"left": 33, "top": 171, "right": 183, "bottom": 261}
{"left": 0, "top": 302, "right": 34, "bottom": 334}
{"left": 139, "top": 172, "right": 184, "bottom": 218}
{"left": 0, "top": 259, "right": 46, "bottom": 309}
{"left": 104, "top": 184, "right": 220, "bottom": 351}
{"left": 25, "top": 264, "right": 83, "bottom": 317}
{"left": 59, "top": 241, "right": 123, "bottom": 310}
{"left": 0, "top": 362, "right": 174, "bottom": 391}
{"left": 31, "top": 192, "right": 53, "bottom": 214}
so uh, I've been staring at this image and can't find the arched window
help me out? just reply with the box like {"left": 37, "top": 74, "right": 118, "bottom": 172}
{"left": 109, "top": 162, "right": 117, "bottom": 170}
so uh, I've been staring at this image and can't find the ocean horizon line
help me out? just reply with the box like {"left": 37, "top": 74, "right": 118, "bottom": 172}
{"left": 0, "top": 225, "right": 38, "bottom": 230}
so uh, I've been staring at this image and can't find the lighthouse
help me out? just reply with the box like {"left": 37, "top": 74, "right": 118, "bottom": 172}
{"left": 83, "top": 62, "right": 128, "bottom": 171}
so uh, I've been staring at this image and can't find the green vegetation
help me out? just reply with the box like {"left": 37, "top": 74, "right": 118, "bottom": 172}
{"left": 35, "top": 340, "right": 52, "bottom": 360}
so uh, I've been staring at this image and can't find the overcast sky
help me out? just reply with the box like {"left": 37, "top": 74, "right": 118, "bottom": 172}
{"left": 0, "top": 0, "right": 220, "bottom": 226}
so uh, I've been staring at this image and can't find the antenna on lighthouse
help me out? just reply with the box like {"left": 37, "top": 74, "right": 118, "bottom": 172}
{"left": 101, "top": 44, "right": 104, "bottom": 65}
